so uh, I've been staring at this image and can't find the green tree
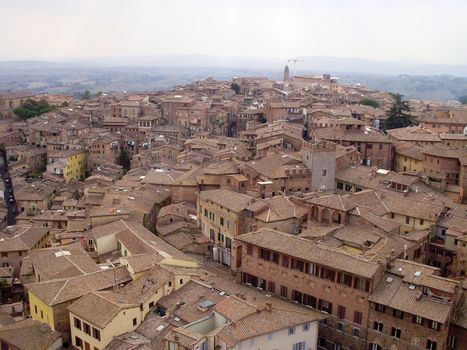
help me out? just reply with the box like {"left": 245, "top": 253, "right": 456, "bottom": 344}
{"left": 60, "top": 101, "right": 69, "bottom": 107}
{"left": 386, "top": 93, "right": 417, "bottom": 129}
{"left": 230, "top": 82, "right": 241, "bottom": 94}
{"left": 459, "top": 95, "right": 467, "bottom": 104}
{"left": 96, "top": 91, "right": 103, "bottom": 97}
{"left": 359, "top": 98, "right": 380, "bottom": 108}
{"left": 118, "top": 148, "right": 131, "bottom": 172}
{"left": 80, "top": 90, "right": 91, "bottom": 100}
{"left": 13, "top": 99, "right": 55, "bottom": 120}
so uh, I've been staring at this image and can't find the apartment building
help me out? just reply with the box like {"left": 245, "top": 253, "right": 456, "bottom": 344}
{"left": 237, "top": 229, "right": 460, "bottom": 350}
{"left": 198, "top": 188, "right": 255, "bottom": 269}
{"left": 237, "top": 228, "right": 383, "bottom": 350}
{"left": 46, "top": 149, "right": 86, "bottom": 182}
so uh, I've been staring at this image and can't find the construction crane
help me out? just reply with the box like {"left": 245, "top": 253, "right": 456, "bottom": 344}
{"left": 287, "top": 58, "right": 302, "bottom": 77}
{"left": 0, "top": 144, "right": 17, "bottom": 225}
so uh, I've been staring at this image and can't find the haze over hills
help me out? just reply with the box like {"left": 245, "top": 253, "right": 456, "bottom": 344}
{"left": 1, "top": 56, "right": 466, "bottom": 101}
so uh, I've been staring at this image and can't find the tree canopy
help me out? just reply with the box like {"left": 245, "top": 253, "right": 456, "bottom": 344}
{"left": 80, "top": 90, "right": 92, "bottom": 100}
{"left": 386, "top": 93, "right": 417, "bottom": 129}
{"left": 359, "top": 98, "right": 380, "bottom": 108}
{"left": 230, "top": 83, "right": 240, "bottom": 94}
{"left": 13, "top": 99, "right": 55, "bottom": 120}
{"left": 118, "top": 148, "right": 131, "bottom": 172}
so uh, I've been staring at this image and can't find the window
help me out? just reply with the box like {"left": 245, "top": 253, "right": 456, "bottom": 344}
{"left": 426, "top": 340, "right": 437, "bottom": 350}
{"left": 369, "top": 344, "right": 381, "bottom": 350}
{"left": 267, "top": 333, "right": 273, "bottom": 341}
{"left": 280, "top": 285, "right": 288, "bottom": 298}
{"left": 320, "top": 267, "right": 336, "bottom": 281}
{"left": 75, "top": 336, "right": 83, "bottom": 349}
{"left": 260, "top": 248, "right": 271, "bottom": 261}
{"left": 288, "top": 326, "right": 295, "bottom": 335}
{"left": 303, "top": 323, "right": 310, "bottom": 332}
{"left": 249, "top": 338, "right": 255, "bottom": 346}
{"left": 448, "top": 335, "right": 456, "bottom": 349}
{"left": 74, "top": 317, "right": 81, "bottom": 330}
{"left": 220, "top": 217, "right": 224, "bottom": 226}
{"left": 352, "top": 328, "right": 360, "bottom": 337}
{"left": 322, "top": 169, "right": 327, "bottom": 176}
{"left": 309, "top": 263, "right": 319, "bottom": 276}
{"left": 318, "top": 337, "right": 326, "bottom": 348}
{"left": 272, "top": 252, "right": 279, "bottom": 264}
{"left": 319, "top": 299, "right": 332, "bottom": 314}
{"left": 337, "top": 182, "right": 343, "bottom": 190}
{"left": 168, "top": 281, "right": 172, "bottom": 287}
{"left": 291, "top": 258, "right": 305, "bottom": 272}
{"left": 209, "top": 229, "right": 214, "bottom": 240}
{"left": 413, "top": 315, "right": 423, "bottom": 325}
{"left": 204, "top": 209, "right": 208, "bottom": 217}
{"left": 430, "top": 321, "right": 440, "bottom": 330}
{"left": 391, "top": 327, "right": 401, "bottom": 338}
{"left": 354, "top": 277, "right": 369, "bottom": 291}
{"left": 267, "top": 281, "right": 275, "bottom": 293}
{"left": 132, "top": 318, "right": 137, "bottom": 326}
{"left": 373, "top": 321, "right": 383, "bottom": 332}
{"left": 393, "top": 309, "right": 404, "bottom": 319}
{"left": 406, "top": 216, "right": 410, "bottom": 224}
{"left": 338, "top": 272, "right": 352, "bottom": 287}
{"left": 83, "top": 323, "right": 91, "bottom": 335}
{"left": 334, "top": 343, "right": 342, "bottom": 350}
{"left": 354, "top": 311, "right": 362, "bottom": 324}
{"left": 149, "top": 301, "right": 154, "bottom": 308}
{"left": 420, "top": 219, "right": 424, "bottom": 225}
{"left": 281, "top": 255, "right": 289, "bottom": 267}
{"left": 34, "top": 305, "right": 38, "bottom": 314}
{"left": 337, "top": 305, "right": 346, "bottom": 319}
{"left": 304, "top": 294, "right": 317, "bottom": 308}
{"left": 293, "top": 342, "right": 305, "bottom": 350}
{"left": 375, "top": 304, "right": 386, "bottom": 313}
{"left": 336, "top": 322, "right": 344, "bottom": 332}
{"left": 1, "top": 253, "right": 7, "bottom": 258}
{"left": 92, "top": 328, "right": 101, "bottom": 341}
{"left": 225, "top": 237, "right": 232, "bottom": 249}
{"left": 247, "top": 244, "right": 253, "bottom": 256}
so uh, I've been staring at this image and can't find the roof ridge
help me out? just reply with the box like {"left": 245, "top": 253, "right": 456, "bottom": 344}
{"left": 50, "top": 279, "right": 70, "bottom": 305}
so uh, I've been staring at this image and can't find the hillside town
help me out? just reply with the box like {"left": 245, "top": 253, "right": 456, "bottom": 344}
{"left": 0, "top": 68, "right": 466, "bottom": 350}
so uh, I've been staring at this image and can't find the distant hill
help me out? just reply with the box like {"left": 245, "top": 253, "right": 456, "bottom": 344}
{"left": 0, "top": 58, "right": 466, "bottom": 101}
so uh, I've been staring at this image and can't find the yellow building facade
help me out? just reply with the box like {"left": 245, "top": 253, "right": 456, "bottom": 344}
{"left": 393, "top": 151, "right": 423, "bottom": 173}
{"left": 47, "top": 149, "right": 86, "bottom": 182}
{"left": 29, "top": 291, "right": 55, "bottom": 329}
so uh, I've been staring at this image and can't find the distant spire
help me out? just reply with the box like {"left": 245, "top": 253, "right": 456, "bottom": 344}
{"left": 283, "top": 65, "right": 290, "bottom": 81}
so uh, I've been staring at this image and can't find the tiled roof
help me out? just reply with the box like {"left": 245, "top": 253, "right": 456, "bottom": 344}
{"left": 0, "top": 226, "right": 50, "bottom": 252}
{"left": 28, "top": 243, "right": 100, "bottom": 280}
{"left": 68, "top": 291, "right": 138, "bottom": 328}
{"left": 26, "top": 266, "right": 131, "bottom": 306}
{"left": 237, "top": 228, "right": 381, "bottom": 278}
{"left": 198, "top": 189, "right": 255, "bottom": 213}
{"left": 369, "top": 273, "right": 453, "bottom": 324}
{"left": 0, "top": 319, "right": 61, "bottom": 350}
{"left": 217, "top": 305, "right": 322, "bottom": 346}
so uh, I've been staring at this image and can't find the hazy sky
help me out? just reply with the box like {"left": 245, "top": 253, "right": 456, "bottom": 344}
{"left": 1, "top": 0, "right": 466, "bottom": 65}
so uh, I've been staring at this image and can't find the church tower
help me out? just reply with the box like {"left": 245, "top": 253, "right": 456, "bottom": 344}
{"left": 283, "top": 65, "right": 290, "bottom": 81}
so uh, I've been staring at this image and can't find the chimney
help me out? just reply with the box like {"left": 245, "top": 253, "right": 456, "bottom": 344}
{"left": 265, "top": 301, "right": 272, "bottom": 312}
{"left": 174, "top": 334, "right": 180, "bottom": 342}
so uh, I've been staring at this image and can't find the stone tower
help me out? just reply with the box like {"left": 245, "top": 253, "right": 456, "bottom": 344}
{"left": 283, "top": 65, "right": 290, "bottom": 81}
{"left": 301, "top": 140, "right": 336, "bottom": 193}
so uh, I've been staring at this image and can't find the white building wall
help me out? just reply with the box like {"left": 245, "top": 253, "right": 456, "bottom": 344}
{"left": 232, "top": 321, "right": 319, "bottom": 350}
